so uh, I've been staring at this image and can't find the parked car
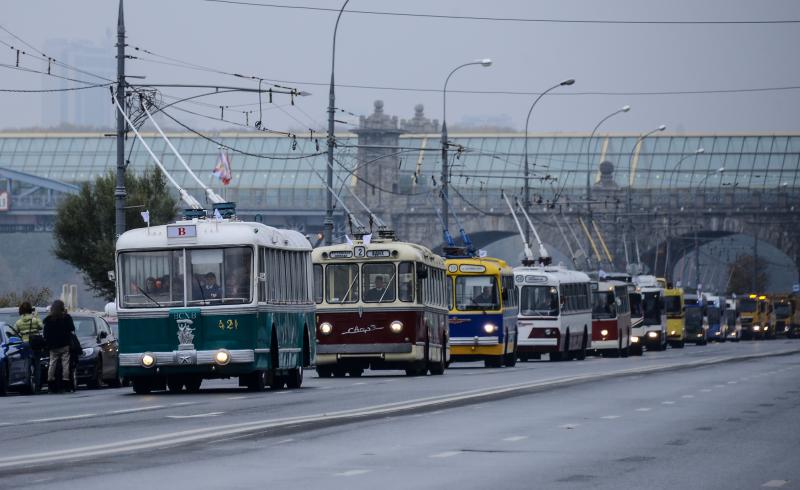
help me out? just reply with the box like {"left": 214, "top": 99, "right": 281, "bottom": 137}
{"left": 0, "top": 322, "right": 41, "bottom": 395}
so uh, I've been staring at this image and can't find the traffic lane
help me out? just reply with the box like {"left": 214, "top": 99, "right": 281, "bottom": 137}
{"left": 10, "top": 348, "right": 799, "bottom": 489}
{"left": 1, "top": 340, "right": 797, "bottom": 459}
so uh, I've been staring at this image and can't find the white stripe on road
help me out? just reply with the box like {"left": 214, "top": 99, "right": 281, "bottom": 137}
{"left": 226, "top": 396, "right": 248, "bottom": 400}
{"left": 352, "top": 382, "right": 367, "bottom": 386}
{"left": 336, "top": 469, "right": 371, "bottom": 477}
{"left": 558, "top": 423, "right": 580, "bottom": 429}
{"left": 166, "top": 412, "right": 224, "bottom": 419}
{"left": 700, "top": 389, "right": 713, "bottom": 392}
{"left": 110, "top": 405, "right": 165, "bottom": 415}
{"left": 503, "top": 436, "right": 528, "bottom": 442}
{"left": 28, "top": 413, "right": 97, "bottom": 423}
{"left": 727, "top": 381, "right": 738, "bottom": 384}
{"left": 661, "top": 401, "right": 675, "bottom": 405}
{"left": 761, "top": 480, "right": 788, "bottom": 488}
{"left": 600, "top": 415, "right": 621, "bottom": 419}
{"left": 430, "top": 451, "right": 461, "bottom": 458}
{"left": 171, "top": 402, "right": 197, "bottom": 407}
{"left": 635, "top": 408, "right": 652, "bottom": 412}
{"left": 681, "top": 395, "right": 695, "bottom": 399}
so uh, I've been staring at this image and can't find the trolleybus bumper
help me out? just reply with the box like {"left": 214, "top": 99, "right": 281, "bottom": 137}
{"left": 316, "top": 342, "right": 422, "bottom": 367}
{"left": 119, "top": 349, "right": 260, "bottom": 376}
{"left": 517, "top": 339, "right": 558, "bottom": 354}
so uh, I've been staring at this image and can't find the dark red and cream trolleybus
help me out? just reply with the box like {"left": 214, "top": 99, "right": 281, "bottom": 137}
{"left": 312, "top": 233, "right": 449, "bottom": 377}
{"left": 590, "top": 280, "right": 632, "bottom": 357}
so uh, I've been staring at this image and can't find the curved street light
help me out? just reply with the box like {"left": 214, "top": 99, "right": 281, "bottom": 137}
{"left": 324, "top": 0, "right": 350, "bottom": 246}
{"left": 441, "top": 58, "right": 492, "bottom": 232}
{"left": 522, "top": 78, "right": 575, "bottom": 241}
{"left": 585, "top": 105, "right": 631, "bottom": 208}
{"left": 625, "top": 124, "right": 666, "bottom": 271}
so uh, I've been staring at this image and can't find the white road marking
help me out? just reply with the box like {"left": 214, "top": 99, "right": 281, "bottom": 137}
{"left": 0, "top": 423, "right": 11, "bottom": 427}
{"left": 635, "top": 408, "right": 652, "bottom": 412}
{"left": 700, "top": 388, "right": 713, "bottom": 392}
{"left": 430, "top": 451, "right": 461, "bottom": 458}
{"left": 661, "top": 401, "right": 676, "bottom": 405}
{"left": 352, "top": 382, "right": 367, "bottom": 386}
{"left": 714, "top": 384, "right": 726, "bottom": 388}
{"left": 761, "top": 480, "right": 789, "bottom": 488}
{"left": 681, "top": 395, "right": 695, "bottom": 399}
{"left": 110, "top": 405, "right": 165, "bottom": 415}
{"left": 274, "top": 438, "right": 294, "bottom": 445}
{"left": 275, "top": 391, "right": 290, "bottom": 395}
{"left": 727, "top": 381, "right": 738, "bottom": 384}
{"left": 166, "top": 412, "right": 224, "bottom": 419}
{"left": 558, "top": 423, "right": 580, "bottom": 429}
{"left": 335, "top": 469, "right": 371, "bottom": 477}
{"left": 600, "top": 415, "right": 621, "bottom": 420}
{"left": 226, "top": 396, "right": 248, "bottom": 400}
{"left": 28, "top": 413, "right": 97, "bottom": 423}
{"left": 171, "top": 402, "right": 196, "bottom": 407}
{"left": 503, "top": 436, "right": 528, "bottom": 442}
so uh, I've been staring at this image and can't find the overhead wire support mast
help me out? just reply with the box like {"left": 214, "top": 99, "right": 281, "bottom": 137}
{"left": 140, "top": 100, "right": 225, "bottom": 204}
{"left": 501, "top": 190, "right": 534, "bottom": 262}
{"left": 115, "top": 0, "right": 126, "bottom": 239}
{"left": 113, "top": 97, "right": 203, "bottom": 210}
{"left": 440, "top": 191, "right": 474, "bottom": 254}
{"left": 515, "top": 197, "right": 550, "bottom": 263}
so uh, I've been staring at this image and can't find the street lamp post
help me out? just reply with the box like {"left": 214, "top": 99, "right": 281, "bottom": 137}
{"left": 625, "top": 124, "right": 666, "bottom": 272}
{"left": 663, "top": 148, "right": 705, "bottom": 280}
{"left": 324, "top": 0, "right": 350, "bottom": 246}
{"left": 585, "top": 105, "right": 631, "bottom": 211}
{"left": 441, "top": 59, "right": 492, "bottom": 233}
{"left": 523, "top": 78, "right": 575, "bottom": 242}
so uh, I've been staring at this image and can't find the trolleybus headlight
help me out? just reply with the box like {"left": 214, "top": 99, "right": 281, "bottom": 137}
{"left": 544, "top": 329, "right": 552, "bottom": 336}
{"left": 670, "top": 330, "right": 676, "bottom": 335}
{"left": 390, "top": 320, "right": 403, "bottom": 333}
{"left": 214, "top": 349, "right": 231, "bottom": 366}
{"left": 753, "top": 325, "right": 761, "bottom": 331}
{"left": 647, "top": 331, "right": 658, "bottom": 339}
{"left": 632, "top": 336, "right": 640, "bottom": 343}
{"left": 483, "top": 323, "right": 498, "bottom": 334}
{"left": 319, "top": 322, "right": 333, "bottom": 335}
{"left": 601, "top": 329, "right": 609, "bottom": 337}
{"left": 141, "top": 353, "right": 155, "bottom": 368}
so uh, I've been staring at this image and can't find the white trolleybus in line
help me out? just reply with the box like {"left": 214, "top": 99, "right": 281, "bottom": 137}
{"left": 501, "top": 191, "right": 593, "bottom": 362}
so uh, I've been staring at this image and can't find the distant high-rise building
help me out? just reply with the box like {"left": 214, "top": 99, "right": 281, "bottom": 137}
{"left": 41, "top": 31, "right": 114, "bottom": 129}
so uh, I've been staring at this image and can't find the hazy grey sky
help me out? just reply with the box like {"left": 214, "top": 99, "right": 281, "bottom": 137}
{"left": 1, "top": 0, "right": 799, "bottom": 133}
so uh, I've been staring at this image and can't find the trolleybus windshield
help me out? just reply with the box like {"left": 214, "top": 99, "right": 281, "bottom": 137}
{"left": 592, "top": 290, "right": 617, "bottom": 319}
{"left": 738, "top": 299, "right": 757, "bottom": 313}
{"left": 642, "top": 292, "right": 663, "bottom": 325}
{"left": 774, "top": 304, "right": 791, "bottom": 317}
{"left": 629, "top": 292, "right": 643, "bottom": 318}
{"left": 325, "top": 263, "right": 359, "bottom": 303}
{"left": 707, "top": 306, "right": 721, "bottom": 324}
{"left": 665, "top": 296, "right": 682, "bottom": 317}
{"left": 685, "top": 307, "right": 703, "bottom": 327}
{"left": 520, "top": 285, "right": 559, "bottom": 317}
{"left": 362, "top": 262, "right": 397, "bottom": 303}
{"left": 455, "top": 275, "right": 499, "bottom": 311}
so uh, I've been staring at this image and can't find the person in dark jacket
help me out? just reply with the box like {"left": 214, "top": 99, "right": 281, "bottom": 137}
{"left": 43, "top": 300, "right": 76, "bottom": 393}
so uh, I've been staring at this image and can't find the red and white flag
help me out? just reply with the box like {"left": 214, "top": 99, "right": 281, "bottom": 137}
{"left": 212, "top": 149, "right": 232, "bottom": 186}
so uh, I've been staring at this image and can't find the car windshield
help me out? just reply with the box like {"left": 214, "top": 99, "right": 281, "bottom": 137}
{"left": 72, "top": 317, "right": 97, "bottom": 338}
{"left": 592, "top": 291, "right": 616, "bottom": 319}
{"left": 520, "top": 285, "right": 559, "bottom": 317}
{"left": 685, "top": 307, "right": 703, "bottom": 327}
{"left": 455, "top": 275, "right": 499, "bottom": 311}
{"left": 738, "top": 299, "right": 757, "bottom": 313}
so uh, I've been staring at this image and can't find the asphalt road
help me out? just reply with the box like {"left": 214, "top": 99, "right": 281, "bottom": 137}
{"left": 2, "top": 339, "right": 799, "bottom": 489}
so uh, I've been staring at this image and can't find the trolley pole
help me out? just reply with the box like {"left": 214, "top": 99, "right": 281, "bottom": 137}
{"left": 114, "top": 0, "right": 127, "bottom": 239}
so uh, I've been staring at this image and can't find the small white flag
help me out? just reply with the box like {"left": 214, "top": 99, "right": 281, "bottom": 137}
{"left": 363, "top": 234, "right": 372, "bottom": 245}
{"left": 140, "top": 210, "right": 150, "bottom": 225}
{"left": 345, "top": 235, "right": 353, "bottom": 246}
{"left": 214, "top": 208, "right": 223, "bottom": 221}
{"left": 478, "top": 249, "right": 488, "bottom": 258}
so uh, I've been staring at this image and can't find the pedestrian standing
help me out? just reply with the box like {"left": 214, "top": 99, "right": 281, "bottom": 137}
{"left": 43, "top": 299, "right": 76, "bottom": 393}
{"left": 13, "top": 302, "right": 44, "bottom": 390}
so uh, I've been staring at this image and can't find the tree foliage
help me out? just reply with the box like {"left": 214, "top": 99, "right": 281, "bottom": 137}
{"left": 53, "top": 168, "right": 177, "bottom": 301}
{"left": 0, "top": 287, "right": 52, "bottom": 308}
{"left": 726, "top": 255, "right": 768, "bottom": 295}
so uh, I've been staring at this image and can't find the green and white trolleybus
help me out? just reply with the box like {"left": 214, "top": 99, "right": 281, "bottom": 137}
{"left": 115, "top": 217, "right": 315, "bottom": 394}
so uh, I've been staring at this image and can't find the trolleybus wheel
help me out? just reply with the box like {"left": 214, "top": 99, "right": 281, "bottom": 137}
{"left": 503, "top": 346, "right": 518, "bottom": 367}
{"left": 132, "top": 377, "right": 152, "bottom": 395}
{"left": 518, "top": 353, "right": 529, "bottom": 362}
{"left": 429, "top": 351, "right": 446, "bottom": 375}
{"left": 167, "top": 377, "right": 184, "bottom": 393}
{"left": 484, "top": 356, "right": 503, "bottom": 368}
{"left": 184, "top": 376, "right": 203, "bottom": 393}
{"left": 286, "top": 367, "right": 303, "bottom": 389}
{"left": 316, "top": 367, "right": 333, "bottom": 378}
{"left": 575, "top": 331, "right": 588, "bottom": 361}
{"left": 620, "top": 340, "right": 630, "bottom": 358}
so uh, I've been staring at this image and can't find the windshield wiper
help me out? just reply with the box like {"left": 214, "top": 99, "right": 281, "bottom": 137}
{"left": 138, "top": 288, "right": 162, "bottom": 307}
{"left": 377, "top": 271, "right": 397, "bottom": 303}
{"left": 339, "top": 274, "right": 359, "bottom": 304}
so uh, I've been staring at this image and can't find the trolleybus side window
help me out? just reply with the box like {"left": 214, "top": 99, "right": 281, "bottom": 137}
{"left": 120, "top": 250, "right": 184, "bottom": 308}
{"left": 363, "top": 262, "right": 396, "bottom": 303}
{"left": 313, "top": 264, "right": 323, "bottom": 304}
{"left": 521, "top": 285, "right": 559, "bottom": 317}
{"left": 326, "top": 263, "right": 359, "bottom": 303}
{"left": 223, "top": 248, "right": 252, "bottom": 304}
{"left": 258, "top": 247, "right": 267, "bottom": 302}
{"left": 398, "top": 262, "right": 414, "bottom": 302}
{"left": 616, "top": 286, "right": 629, "bottom": 314}
{"left": 455, "top": 275, "right": 499, "bottom": 311}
